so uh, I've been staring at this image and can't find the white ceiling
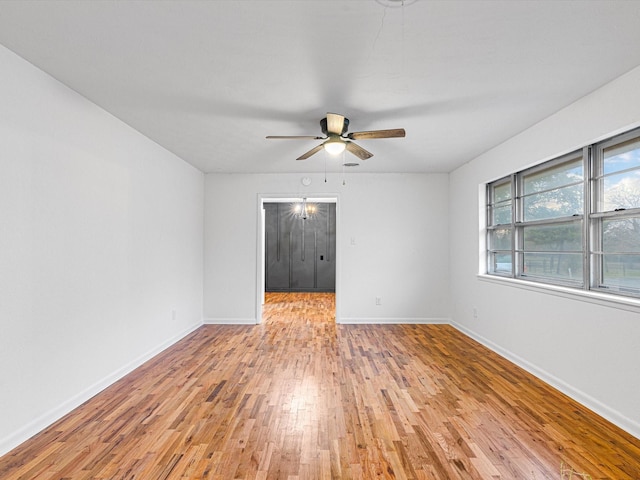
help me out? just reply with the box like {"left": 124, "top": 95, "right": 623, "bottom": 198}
{"left": 1, "top": 0, "right": 640, "bottom": 174}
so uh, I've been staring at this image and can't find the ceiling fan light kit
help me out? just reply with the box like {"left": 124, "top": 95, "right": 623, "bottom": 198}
{"left": 323, "top": 137, "right": 346, "bottom": 155}
{"left": 266, "top": 112, "right": 405, "bottom": 162}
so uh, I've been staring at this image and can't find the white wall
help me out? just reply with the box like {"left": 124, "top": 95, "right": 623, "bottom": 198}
{"left": 204, "top": 172, "right": 450, "bottom": 324}
{"left": 449, "top": 65, "right": 640, "bottom": 438}
{"left": 0, "top": 45, "right": 204, "bottom": 455}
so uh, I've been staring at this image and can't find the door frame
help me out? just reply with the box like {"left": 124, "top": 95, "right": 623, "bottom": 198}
{"left": 256, "top": 193, "right": 341, "bottom": 323}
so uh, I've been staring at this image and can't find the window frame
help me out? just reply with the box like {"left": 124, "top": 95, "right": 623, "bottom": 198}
{"left": 590, "top": 129, "right": 640, "bottom": 296}
{"left": 517, "top": 150, "right": 586, "bottom": 288}
{"left": 486, "top": 175, "right": 515, "bottom": 277}
{"left": 486, "top": 127, "right": 640, "bottom": 299}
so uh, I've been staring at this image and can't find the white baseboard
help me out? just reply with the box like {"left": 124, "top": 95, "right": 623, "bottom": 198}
{"left": 203, "top": 317, "right": 258, "bottom": 325}
{"left": 338, "top": 317, "right": 450, "bottom": 324}
{"left": 450, "top": 320, "right": 640, "bottom": 441}
{"left": 204, "top": 317, "right": 450, "bottom": 325}
{"left": 0, "top": 322, "right": 202, "bottom": 457}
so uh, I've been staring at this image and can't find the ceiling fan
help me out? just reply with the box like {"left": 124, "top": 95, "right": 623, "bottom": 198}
{"left": 266, "top": 112, "right": 405, "bottom": 161}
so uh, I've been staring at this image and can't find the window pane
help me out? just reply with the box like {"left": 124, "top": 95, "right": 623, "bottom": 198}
{"left": 492, "top": 203, "right": 512, "bottom": 225}
{"left": 490, "top": 252, "right": 512, "bottom": 274}
{"left": 599, "top": 170, "right": 640, "bottom": 211}
{"left": 523, "top": 223, "right": 582, "bottom": 251}
{"left": 493, "top": 182, "right": 511, "bottom": 202}
{"left": 601, "top": 254, "right": 640, "bottom": 291}
{"left": 489, "top": 228, "right": 512, "bottom": 250}
{"left": 523, "top": 184, "right": 583, "bottom": 221}
{"left": 603, "top": 137, "right": 640, "bottom": 175}
{"left": 522, "top": 253, "right": 583, "bottom": 282}
{"left": 603, "top": 217, "right": 640, "bottom": 253}
{"left": 523, "top": 159, "right": 583, "bottom": 195}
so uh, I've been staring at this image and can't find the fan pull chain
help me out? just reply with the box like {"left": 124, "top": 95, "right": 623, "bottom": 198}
{"left": 324, "top": 153, "right": 327, "bottom": 183}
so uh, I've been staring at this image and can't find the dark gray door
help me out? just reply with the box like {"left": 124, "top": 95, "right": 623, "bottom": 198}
{"left": 264, "top": 202, "right": 336, "bottom": 292}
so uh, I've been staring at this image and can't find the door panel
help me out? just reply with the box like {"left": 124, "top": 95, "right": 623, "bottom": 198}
{"left": 265, "top": 204, "right": 290, "bottom": 289}
{"left": 265, "top": 202, "right": 335, "bottom": 292}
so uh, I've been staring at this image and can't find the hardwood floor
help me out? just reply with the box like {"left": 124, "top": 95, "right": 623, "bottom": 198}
{"left": 1, "top": 292, "right": 639, "bottom": 479}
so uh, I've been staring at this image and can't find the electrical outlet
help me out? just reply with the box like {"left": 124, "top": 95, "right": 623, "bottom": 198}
{"left": 375, "top": 296, "right": 382, "bottom": 306}
{"left": 473, "top": 307, "right": 478, "bottom": 319}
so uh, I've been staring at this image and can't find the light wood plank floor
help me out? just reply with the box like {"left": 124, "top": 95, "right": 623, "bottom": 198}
{"left": 1, "top": 292, "right": 639, "bottom": 479}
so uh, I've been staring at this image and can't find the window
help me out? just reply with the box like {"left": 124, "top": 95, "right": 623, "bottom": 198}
{"left": 520, "top": 154, "right": 584, "bottom": 286}
{"left": 592, "top": 132, "right": 640, "bottom": 295}
{"left": 487, "top": 178, "right": 513, "bottom": 275}
{"left": 486, "top": 127, "right": 640, "bottom": 299}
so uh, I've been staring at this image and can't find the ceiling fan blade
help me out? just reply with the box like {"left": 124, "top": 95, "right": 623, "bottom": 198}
{"left": 347, "top": 128, "right": 406, "bottom": 140}
{"left": 345, "top": 141, "right": 373, "bottom": 160}
{"left": 266, "top": 135, "right": 324, "bottom": 140}
{"left": 326, "top": 113, "right": 346, "bottom": 135}
{"left": 296, "top": 144, "right": 325, "bottom": 161}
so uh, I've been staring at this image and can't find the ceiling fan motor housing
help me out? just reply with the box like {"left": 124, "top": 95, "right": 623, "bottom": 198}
{"left": 321, "top": 117, "right": 349, "bottom": 136}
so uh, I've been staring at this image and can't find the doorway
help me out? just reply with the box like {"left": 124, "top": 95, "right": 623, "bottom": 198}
{"left": 256, "top": 195, "right": 339, "bottom": 323}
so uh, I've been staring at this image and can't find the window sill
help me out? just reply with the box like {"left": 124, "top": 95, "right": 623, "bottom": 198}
{"left": 477, "top": 274, "right": 640, "bottom": 313}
